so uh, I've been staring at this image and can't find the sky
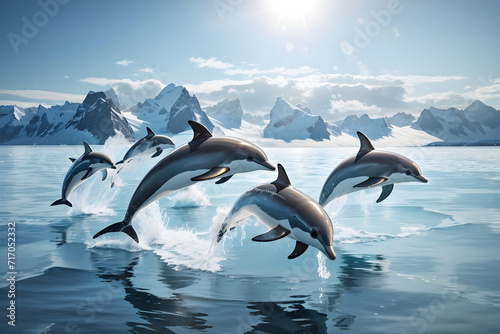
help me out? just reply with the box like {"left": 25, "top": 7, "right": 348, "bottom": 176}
{"left": 1, "top": 0, "right": 499, "bottom": 121}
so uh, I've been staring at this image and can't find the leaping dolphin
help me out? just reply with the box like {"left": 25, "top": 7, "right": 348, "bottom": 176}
{"left": 51, "top": 142, "right": 117, "bottom": 207}
{"left": 116, "top": 127, "right": 175, "bottom": 165}
{"left": 319, "top": 131, "right": 428, "bottom": 207}
{"left": 215, "top": 164, "right": 336, "bottom": 260}
{"left": 93, "top": 120, "right": 276, "bottom": 243}
{"left": 110, "top": 127, "right": 175, "bottom": 188}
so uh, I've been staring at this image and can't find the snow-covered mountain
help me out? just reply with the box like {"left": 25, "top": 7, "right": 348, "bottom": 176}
{"left": 384, "top": 112, "right": 416, "bottom": 127}
{"left": 0, "top": 105, "right": 37, "bottom": 143}
{"left": 66, "top": 91, "right": 134, "bottom": 144}
{"left": 204, "top": 98, "right": 243, "bottom": 128}
{"left": 263, "top": 98, "right": 330, "bottom": 142}
{"left": 339, "top": 114, "right": 391, "bottom": 140}
{"left": 104, "top": 88, "right": 125, "bottom": 110}
{"left": 412, "top": 101, "right": 500, "bottom": 144}
{"left": 130, "top": 83, "right": 214, "bottom": 135}
{"left": 0, "top": 91, "right": 134, "bottom": 145}
{"left": 1, "top": 85, "right": 499, "bottom": 147}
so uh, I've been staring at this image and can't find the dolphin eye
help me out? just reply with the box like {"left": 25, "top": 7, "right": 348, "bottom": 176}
{"left": 247, "top": 156, "right": 254, "bottom": 162}
{"left": 100, "top": 160, "right": 104, "bottom": 164}
{"left": 405, "top": 170, "right": 412, "bottom": 175}
{"left": 310, "top": 228, "right": 319, "bottom": 239}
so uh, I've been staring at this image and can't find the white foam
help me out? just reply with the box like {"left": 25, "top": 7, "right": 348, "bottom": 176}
{"left": 87, "top": 201, "right": 225, "bottom": 272}
{"left": 68, "top": 176, "right": 116, "bottom": 216}
{"left": 168, "top": 184, "right": 210, "bottom": 208}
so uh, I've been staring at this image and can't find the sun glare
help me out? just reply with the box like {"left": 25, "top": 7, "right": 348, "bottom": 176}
{"left": 270, "top": 0, "right": 316, "bottom": 18}
{"left": 267, "top": 0, "right": 319, "bottom": 31}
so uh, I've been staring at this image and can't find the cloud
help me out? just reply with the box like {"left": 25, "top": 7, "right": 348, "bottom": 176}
{"left": 115, "top": 59, "right": 134, "bottom": 66}
{"left": 225, "top": 65, "right": 317, "bottom": 77}
{"left": 0, "top": 100, "right": 50, "bottom": 108}
{"left": 139, "top": 67, "right": 155, "bottom": 73}
{"left": 80, "top": 77, "right": 164, "bottom": 107}
{"left": 330, "top": 99, "right": 380, "bottom": 115}
{"left": 0, "top": 89, "right": 85, "bottom": 103}
{"left": 189, "top": 57, "right": 234, "bottom": 70}
{"left": 464, "top": 83, "right": 500, "bottom": 101}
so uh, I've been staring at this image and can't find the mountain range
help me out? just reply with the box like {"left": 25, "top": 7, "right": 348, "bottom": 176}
{"left": 1, "top": 84, "right": 499, "bottom": 146}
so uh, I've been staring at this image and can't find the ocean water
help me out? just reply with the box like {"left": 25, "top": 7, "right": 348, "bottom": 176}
{"left": 1, "top": 140, "right": 499, "bottom": 333}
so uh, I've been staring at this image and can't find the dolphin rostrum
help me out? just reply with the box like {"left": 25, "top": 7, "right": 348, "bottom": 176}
{"left": 93, "top": 120, "right": 276, "bottom": 243}
{"left": 51, "top": 142, "right": 117, "bottom": 207}
{"left": 319, "top": 131, "right": 428, "bottom": 207}
{"left": 215, "top": 164, "right": 336, "bottom": 260}
{"left": 116, "top": 127, "right": 175, "bottom": 165}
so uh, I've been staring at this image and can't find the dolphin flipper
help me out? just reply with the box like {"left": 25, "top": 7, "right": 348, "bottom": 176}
{"left": 252, "top": 225, "right": 290, "bottom": 242}
{"left": 69, "top": 157, "right": 76, "bottom": 162}
{"left": 216, "top": 175, "right": 233, "bottom": 184}
{"left": 288, "top": 241, "right": 309, "bottom": 259}
{"left": 101, "top": 169, "right": 108, "bottom": 181}
{"left": 93, "top": 222, "right": 139, "bottom": 243}
{"left": 151, "top": 147, "right": 162, "bottom": 158}
{"left": 376, "top": 184, "right": 394, "bottom": 203}
{"left": 353, "top": 176, "right": 387, "bottom": 188}
{"left": 191, "top": 167, "right": 230, "bottom": 181}
{"left": 50, "top": 198, "right": 73, "bottom": 207}
{"left": 81, "top": 168, "right": 93, "bottom": 180}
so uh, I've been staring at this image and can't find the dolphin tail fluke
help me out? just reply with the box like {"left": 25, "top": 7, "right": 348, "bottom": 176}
{"left": 51, "top": 198, "right": 73, "bottom": 207}
{"left": 93, "top": 222, "right": 139, "bottom": 243}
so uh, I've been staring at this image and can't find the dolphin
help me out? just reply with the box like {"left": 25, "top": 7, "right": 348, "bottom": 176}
{"left": 51, "top": 142, "right": 117, "bottom": 207}
{"left": 215, "top": 164, "right": 336, "bottom": 260}
{"left": 319, "top": 131, "right": 428, "bottom": 207}
{"left": 110, "top": 127, "right": 175, "bottom": 188}
{"left": 116, "top": 127, "right": 175, "bottom": 165}
{"left": 93, "top": 120, "right": 276, "bottom": 243}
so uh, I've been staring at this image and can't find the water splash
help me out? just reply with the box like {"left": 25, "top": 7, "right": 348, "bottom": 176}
{"left": 317, "top": 251, "right": 331, "bottom": 279}
{"left": 68, "top": 176, "right": 117, "bottom": 216}
{"left": 87, "top": 201, "right": 225, "bottom": 272}
{"left": 168, "top": 185, "right": 210, "bottom": 208}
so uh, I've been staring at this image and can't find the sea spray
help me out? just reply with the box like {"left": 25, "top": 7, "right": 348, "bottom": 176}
{"left": 87, "top": 201, "right": 225, "bottom": 271}
{"left": 209, "top": 206, "right": 231, "bottom": 254}
{"left": 317, "top": 251, "right": 331, "bottom": 279}
{"left": 137, "top": 202, "right": 225, "bottom": 272}
{"left": 167, "top": 185, "right": 210, "bottom": 208}
{"left": 68, "top": 176, "right": 117, "bottom": 216}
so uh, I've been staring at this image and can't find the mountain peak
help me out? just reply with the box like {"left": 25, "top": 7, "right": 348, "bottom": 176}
{"left": 156, "top": 83, "right": 180, "bottom": 98}
{"left": 265, "top": 97, "right": 330, "bottom": 142}
{"left": 82, "top": 91, "right": 107, "bottom": 106}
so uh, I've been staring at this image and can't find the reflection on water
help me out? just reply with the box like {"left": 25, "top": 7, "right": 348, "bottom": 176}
{"left": 90, "top": 249, "right": 210, "bottom": 333}
{"left": 237, "top": 251, "right": 389, "bottom": 333}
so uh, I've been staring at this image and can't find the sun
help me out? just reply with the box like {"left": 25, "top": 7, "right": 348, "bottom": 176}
{"left": 267, "top": 0, "right": 319, "bottom": 31}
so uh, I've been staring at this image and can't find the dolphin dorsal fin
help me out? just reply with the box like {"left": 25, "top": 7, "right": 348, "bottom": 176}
{"left": 146, "top": 127, "right": 155, "bottom": 138}
{"left": 272, "top": 164, "right": 291, "bottom": 188}
{"left": 357, "top": 131, "right": 375, "bottom": 152}
{"left": 188, "top": 121, "right": 213, "bottom": 142}
{"left": 83, "top": 142, "right": 92, "bottom": 155}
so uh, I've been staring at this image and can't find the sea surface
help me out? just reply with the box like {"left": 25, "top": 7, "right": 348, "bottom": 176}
{"left": 1, "top": 138, "right": 499, "bottom": 333}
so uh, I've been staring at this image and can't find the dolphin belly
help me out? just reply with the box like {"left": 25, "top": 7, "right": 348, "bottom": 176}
{"left": 63, "top": 169, "right": 89, "bottom": 199}
{"left": 222, "top": 202, "right": 296, "bottom": 242}
{"left": 127, "top": 169, "right": 212, "bottom": 221}
{"left": 323, "top": 176, "right": 368, "bottom": 204}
